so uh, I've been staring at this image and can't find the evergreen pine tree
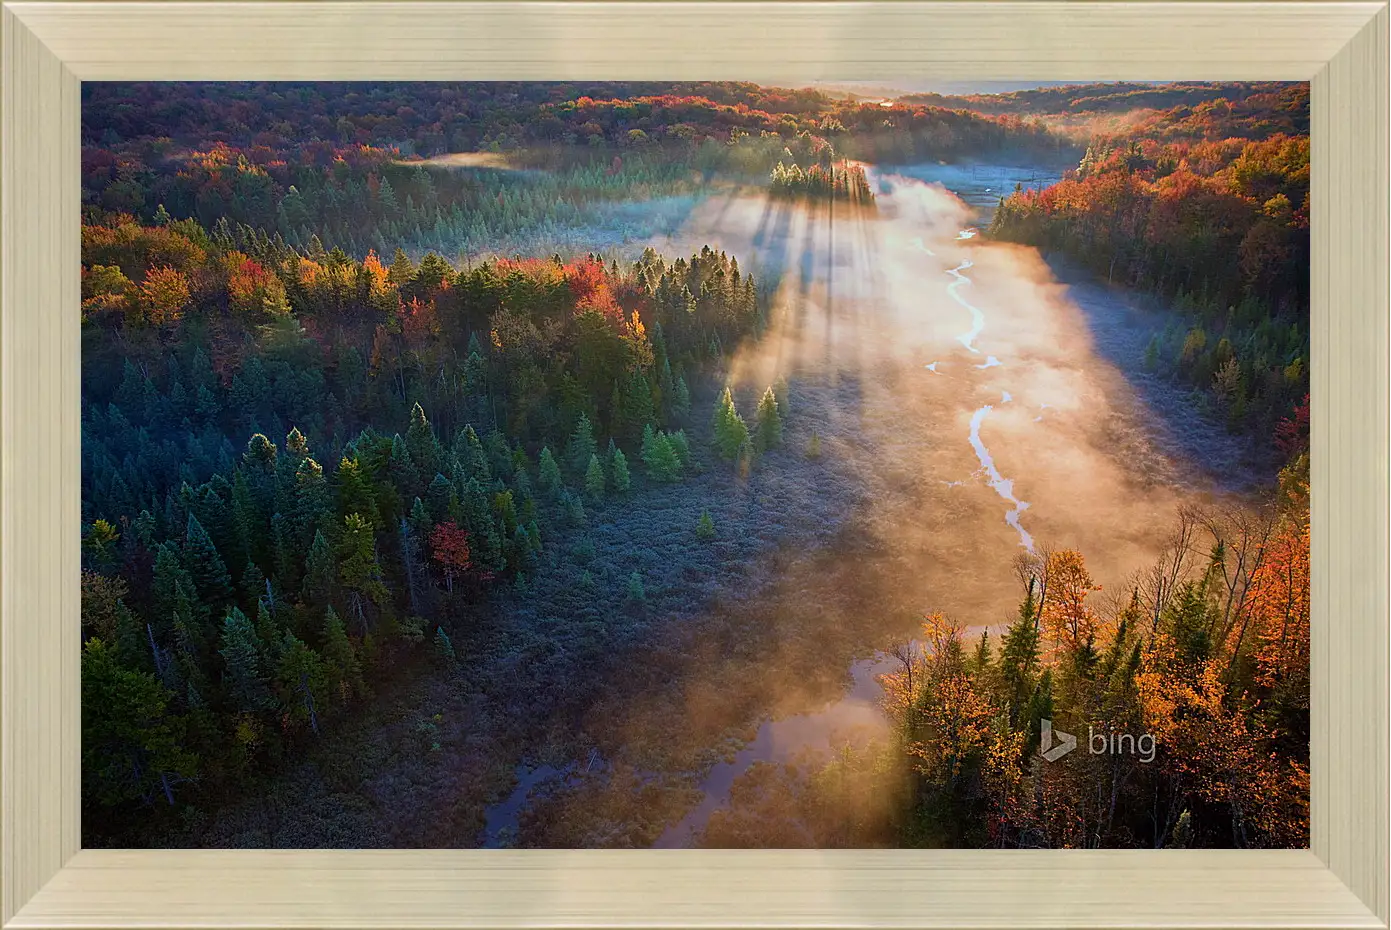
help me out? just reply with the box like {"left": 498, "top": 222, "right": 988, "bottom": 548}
{"left": 425, "top": 473, "right": 453, "bottom": 523}
{"left": 240, "top": 561, "right": 266, "bottom": 605}
{"left": 564, "top": 491, "right": 586, "bottom": 527}
{"left": 538, "top": 446, "right": 562, "bottom": 496}
{"left": 672, "top": 375, "right": 692, "bottom": 419}
{"left": 270, "top": 512, "right": 299, "bottom": 592}
{"left": 405, "top": 495, "right": 430, "bottom": 537}
{"left": 711, "top": 387, "right": 749, "bottom": 460}
{"left": 301, "top": 529, "right": 336, "bottom": 606}
{"left": 151, "top": 542, "right": 195, "bottom": 634}
{"left": 244, "top": 432, "right": 278, "bottom": 470}
{"left": 337, "top": 513, "right": 389, "bottom": 632}
{"left": 82, "top": 639, "right": 197, "bottom": 807}
{"left": 1024, "top": 670, "right": 1055, "bottom": 757}
{"left": 611, "top": 447, "right": 632, "bottom": 493}
{"left": 388, "top": 434, "right": 420, "bottom": 499}
{"left": 285, "top": 426, "right": 310, "bottom": 459}
{"left": 456, "top": 425, "right": 491, "bottom": 483}
{"left": 640, "top": 423, "right": 657, "bottom": 463}
{"left": 566, "top": 414, "right": 598, "bottom": 480}
{"left": 972, "top": 630, "right": 992, "bottom": 678}
{"left": 696, "top": 509, "right": 716, "bottom": 540}
{"left": 773, "top": 376, "right": 790, "bottom": 418}
{"left": 218, "top": 607, "right": 272, "bottom": 713}
{"left": 275, "top": 632, "right": 328, "bottom": 735}
{"left": 619, "top": 370, "right": 655, "bottom": 442}
{"left": 433, "top": 626, "right": 457, "bottom": 665}
{"left": 292, "top": 457, "right": 329, "bottom": 544}
{"left": 388, "top": 248, "right": 416, "bottom": 288}
{"left": 643, "top": 432, "right": 681, "bottom": 482}
{"left": 668, "top": 429, "right": 691, "bottom": 468}
{"left": 584, "top": 453, "right": 605, "bottom": 502}
{"left": 321, "top": 607, "right": 364, "bottom": 702}
{"left": 184, "top": 514, "right": 233, "bottom": 607}
{"left": 626, "top": 571, "right": 646, "bottom": 604}
{"left": 754, "top": 386, "right": 784, "bottom": 452}
{"left": 1167, "top": 810, "right": 1194, "bottom": 848}
{"left": 230, "top": 469, "right": 260, "bottom": 567}
{"left": 999, "top": 583, "right": 1042, "bottom": 725}
{"left": 336, "top": 455, "right": 381, "bottom": 527}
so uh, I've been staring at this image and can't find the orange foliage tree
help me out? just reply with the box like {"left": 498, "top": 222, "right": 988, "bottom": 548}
{"left": 138, "top": 266, "right": 191, "bottom": 328}
{"left": 1040, "top": 549, "right": 1102, "bottom": 652}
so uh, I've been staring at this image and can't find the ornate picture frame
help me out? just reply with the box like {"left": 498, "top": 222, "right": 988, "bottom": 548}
{"left": 2, "top": 2, "right": 1386, "bottom": 926}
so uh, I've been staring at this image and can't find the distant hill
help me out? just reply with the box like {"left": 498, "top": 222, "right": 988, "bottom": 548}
{"left": 896, "top": 81, "right": 1299, "bottom": 116}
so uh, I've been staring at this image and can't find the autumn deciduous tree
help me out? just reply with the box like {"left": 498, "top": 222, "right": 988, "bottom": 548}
{"left": 82, "top": 264, "right": 134, "bottom": 319}
{"left": 430, "top": 520, "right": 473, "bottom": 595}
{"left": 1242, "top": 514, "right": 1310, "bottom": 709}
{"left": 1040, "top": 549, "right": 1101, "bottom": 653}
{"left": 224, "top": 251, "right": 290, "bottom": 319}
{"left": 138, "top": 265, "right": 191, "bottom": 328}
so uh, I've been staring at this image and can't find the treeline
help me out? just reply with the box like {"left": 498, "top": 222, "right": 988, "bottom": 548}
{"left": 84, "top": 81, "right": 1063, "bottom": 163}
{"left": 86, "top": 141, "right": 705, "bottom": 260}
{"left": 82, "top": 82, "right": 1067, "bottom": 259}
{"left": 988, "top": 132, "right": 1309, "bottom": 448}
{"left": 80, "top": 209, "right": 770, "bottom": 834}
{"left": 899, "top": 81, "right": 1305, "bottom": 128}
{"left": 82, "top": 82, "right": 843, "bottom": 154}
{"left": 701, "top": 462, "right": 1311, "bottom": 849}
{"left": 769, "top": 161, "right": 875, "bottom": 205}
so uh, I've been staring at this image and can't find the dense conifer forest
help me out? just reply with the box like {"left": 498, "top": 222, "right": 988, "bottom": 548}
{"left": 81, "top": 80, "right": 1309, "bottom": 850}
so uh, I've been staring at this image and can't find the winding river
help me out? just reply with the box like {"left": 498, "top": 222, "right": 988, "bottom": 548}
{"left": 477, "top": 161, "right": 1212, "bottom": 848}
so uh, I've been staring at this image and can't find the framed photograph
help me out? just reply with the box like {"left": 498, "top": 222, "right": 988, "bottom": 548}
{"left": 2, "top": 1, "right": 1387, "bottom": 927}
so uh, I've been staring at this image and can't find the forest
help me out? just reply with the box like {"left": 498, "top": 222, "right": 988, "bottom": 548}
{"left": 988, "top": 123, "right": 1308, "bottom": 446}
{"left": 81, "top": 210, "right": 780, "bottom": 830}
{"left": 696, "top": 483, "right": 1311, "bottom": 848}
{"left": 81, "top": 80, "right": 1309, "bottom": 850}
{"left": 81, "top": 81, "right": 1064, "bottom": 259}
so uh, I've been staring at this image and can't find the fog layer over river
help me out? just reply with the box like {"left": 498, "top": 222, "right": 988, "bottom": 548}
{"left": 484, "top": 165, "right": 1246, "bottom": 847}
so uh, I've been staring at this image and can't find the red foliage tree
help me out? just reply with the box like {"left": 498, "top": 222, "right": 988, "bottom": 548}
{"left": 429, "top": 521, "right": 473, "bottom": 595}
{"left": 1274, "top": 394, "right": 1310, "bottom": 457}
{"left": 563, "top": 258, "right": 622, "bottom": 322}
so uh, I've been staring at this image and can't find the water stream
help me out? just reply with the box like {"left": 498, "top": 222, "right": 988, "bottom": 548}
{"left": 480, "top": 179, "right": 1042, "bottom": 848}
{"left": 653, "top": 651, "right": 898, "bottom": 848}
{"left": 946, "top": 260, "right": 986, "bottom": 353}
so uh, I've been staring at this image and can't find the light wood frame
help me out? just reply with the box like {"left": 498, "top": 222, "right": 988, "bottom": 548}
{"left": 2, "top": 2, "right": 1387, "bottom": 927}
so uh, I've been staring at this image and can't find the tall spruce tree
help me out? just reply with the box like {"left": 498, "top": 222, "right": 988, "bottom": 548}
{"left": 538, "top": 446, "right": 563, "bottom": 496}
{"left": 301, "top": 529, "right": 336, "bottom": 607}
{"left": 275, "top": 632, "right": 328, "bottom": 735}
{"left": 610, "top": 447, "right": 632, "bottom": 493}
{"left": 584, "top": 453, "right": 605, "bottom": 502}
{"left": 998, "top": 583, "right": 1042, "bottom": 725}
{"left": 643, "top": 432, "right": 681, "bottom": 482}
{"left": 754, "top": 386, "right": 784, "bottom": 452}
{"left": 320, "top": 607, "right": 364, "bottom": 703}
{"left": 218, "top": 607, "right": 272, "bottom": 713}
{"left": 183, "top": 513, "right": 233, "bottom": 608}
{"left": 711, "top": 387, "right": 749, "bottom": 460}
{"left": 566, "top": 414, "right": 598, "bottom": 480}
